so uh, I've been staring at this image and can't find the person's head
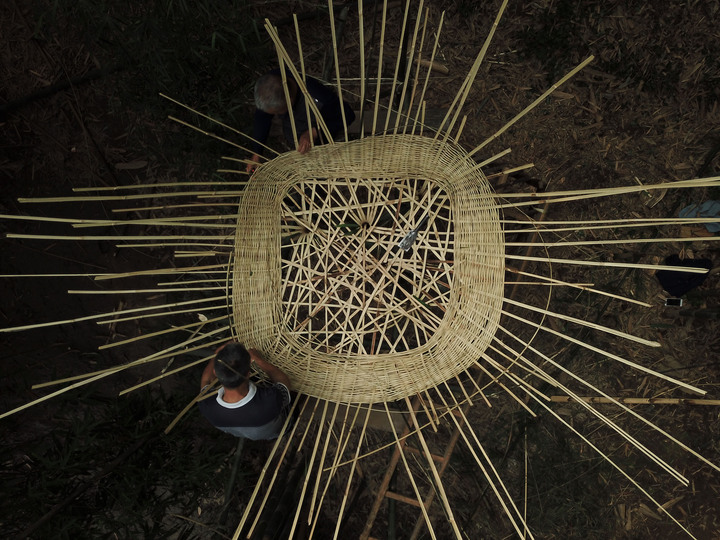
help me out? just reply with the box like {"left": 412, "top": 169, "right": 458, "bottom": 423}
{"left": 214, "top": 342, "right": 251, "bottom": 389}
{"left": 254, "top": 72, "right": 296, "bottom": 115}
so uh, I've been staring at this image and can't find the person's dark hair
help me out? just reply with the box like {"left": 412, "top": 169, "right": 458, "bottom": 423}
{"left": 254, "top": 72, "right": 292, "bottom": 113}
{"left": 215, "top": 342, "right": 251, "bottom": 388}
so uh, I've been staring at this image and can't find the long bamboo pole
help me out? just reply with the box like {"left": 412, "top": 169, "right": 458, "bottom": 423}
{"left": 469, "top": 55, "right": 594, "bottom": 156}
{"left": 0, "top": 294, "right": 228, "bottom": 333}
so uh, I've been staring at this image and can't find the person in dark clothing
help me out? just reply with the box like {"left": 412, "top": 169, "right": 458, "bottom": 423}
{"left": 199, "top": 342, "right": 292, "bottom": 440}
{"left": 246, "top": 70, "right": 355, "bottom": 171}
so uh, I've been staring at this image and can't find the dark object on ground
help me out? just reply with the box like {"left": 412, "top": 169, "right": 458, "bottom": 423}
{"left": 656, "top": 254, "right": 713, "bottom": 297}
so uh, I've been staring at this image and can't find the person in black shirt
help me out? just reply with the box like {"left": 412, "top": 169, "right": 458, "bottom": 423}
{"left": 199, "top": 342, "right": 292, "bottom": 440}
{"left": 246, "top": 70, "right": 355, "bottom": 172}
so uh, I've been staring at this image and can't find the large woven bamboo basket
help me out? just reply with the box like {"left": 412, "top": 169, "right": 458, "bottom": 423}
{"left": 232, "top": 134, "right": 505, "bottom": 403}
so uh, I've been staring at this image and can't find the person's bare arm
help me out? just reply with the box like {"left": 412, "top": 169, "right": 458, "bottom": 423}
{"left": 249, "top": 349, "right": 292, "bottom": 389}
{"left": 200, "top": 358, "right": 216, "bottom": 390}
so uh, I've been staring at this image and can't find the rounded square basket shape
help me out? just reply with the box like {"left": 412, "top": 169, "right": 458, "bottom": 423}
{"left": 232, "top": 135, "right": 505, "bottom": 404}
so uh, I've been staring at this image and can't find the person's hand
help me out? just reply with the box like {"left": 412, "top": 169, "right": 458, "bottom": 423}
{"left": 246, "top": 154, "right": 261, "bottom": 173}
{"left": 248, "top": 348, "right": 267, "bottom": 369}
{"left": 297, "top": 128, "right": 318, "bottom": 154}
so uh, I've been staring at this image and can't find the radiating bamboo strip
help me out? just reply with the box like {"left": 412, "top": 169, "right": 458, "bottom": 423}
{"left": 381, "top": 0, "right": 413, "bottom": 134}
{"left": 383, "top": 401, "right": 437, "bottom": 540}
{"left": 391, "top": 0, "right": 425, "bottom": 135}
{"left": 502, "top": 296, "right": 660, "bottom": 347}
{"left": 401, "top": 7, "right": 429, "bottom": 135}
{"left": 7, "top": 233, "right": 232, "bottom": 241}
{"left": 68, "top": 286, "right": 226, "bottom": 295}
{"left": 0, "top": 368, "right": 124, "bottom": 420}
{"left": 436, "top": 0, "right": 509, "bottom": 143}
{"left": 327, "top": 0, "right": 350, "bottom": 142}
{"left": 551, "top": 396, "right": 720, "bottom": 406}
{"left": 403, "top": 396, "right": 461, "bottom": 538}
{"left": 238, "top": 397, "right": 312, "bottom": 540}
{"left": 486, "top": 163, "right": 534, "bottom": 178}
{"left": 504, "top": 253, "right": 710, "bottom": 274}
{"left": 160, "top": 92, "right": 278, "bottom": 158}
{"left": 308, "top": 402, "right": 341, "bottom": 523}
{"left": 493, "top": 337, "right": 689, "bottom": 484}
{"left": 333, "top": 405, "right": 372, "bottom": 539}
{"left": 435, "top": 383, "right": 533, "bottom": 539}
{"left": 98, "top": 314, "right": 228, "bottom": 350}
{"left": 498, "top": 310, "right": 704, "bottom": 394}
{"left": 120, "top": 355, "right": 211, "bottom": 396}
{"left": 112, "top": 202, "right": 238, "bottom": 213}
{"left": 506, "top": 266, "right": 651, "bottom": 307}
{"left": 469, "top": 55, "right": 595, "bottom": 156}
{"left": 287, "top": 401, "right": 329, "bottom": 539}
{"left": 1, "top": 294, "right": 228, "bottom": 333}
{"left": 72, "top": 180, "right": 249, "bottom": 192}
{"left": 520, "top": 387, "right": 697, "bottom": 537}
{"left": 94, "top": 263, "right": 228, "bottom": 281}
{"left": 17, "top": 187, "right": 243, "bottom": 202}
{"left": 371, "top": 0, "right": 388, "bottom": 135}
{"left": 507, "top": 236, "right": 720, "bottom": 248}
{"left": 95, "top": 303, "right": 226, "bottom": 326}
{"left": 477, "top": 147, "right": 512, "bottom": 168}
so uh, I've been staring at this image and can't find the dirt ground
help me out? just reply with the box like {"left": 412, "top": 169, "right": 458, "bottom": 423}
{"left": 1, "top": 1, "right": 720, "bottom": 539}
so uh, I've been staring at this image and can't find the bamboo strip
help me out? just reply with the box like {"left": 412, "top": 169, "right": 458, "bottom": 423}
{"left": 120, "top": 355, "right": 211, "bottom": 396}
{"left": 504, "top": 253, "right": 710, "bottom": 274}
{"left": 308, "top": 402, "right": 341, "bottom": 523}
{"left": 72, "top": 180, "right": 249, "bottom": 192}
{"left": 435, "top": 384, "right": 532, "bottom": 539}
{"left": 160, "top": 92, "right": 278, "bottom": 158}
{"left": 551, "top": 396, "right": 720, "bottom": 406}
{"left": 0, "top": 294, "right": 228, "bottom": 333}
{"left": 411, "top": 11, "right": 444, "bottom": 136}
{"left": 333, "top": 405, "right": 372, "bottom": 539}
{"left": 98, "top": 314, "right": 228, "bottom": 350}
{"left": 68, "top": 286, "right": 226, "bottom": 294}
{"left": 477, "top": 147, "right": 512, "bottom": 168}
{"left": 403, "top": 396, "right": 462, "bottom": 539}
{"left": 6, "top": 233, "right": 232, "bottom": 241}
{"left": 327, "top": 0, "right": 350, "bottom": 142}
{"left": 402, "top": 7, "right": 429, "bottom": 135}
{"left": 494, "top": 175, "right": 720, "bottom": 200}
{"left": 436, "top": 0, "right": 509, "bottom": 142}
{"left": 485, "top": 163, "right": 534, "bottom": 178}
{"left": 502, "top": 296, "right": 660, "bottom": 347}
{"left": 383, "top": 401, "right": 437, "bottom": 540}
{"left": 506, "top": 236, "right": 720, "bottom": 248}
{"left": 95, "top": 263, "right": 228, "bottom": 280}
{"left": 493, "top": 338, "right": 688, "bottom": 484}
{"left": 506, "top": 266, "right": 651, "bottom": 307}
{"left": 239, "top": 397, "right": 312, "bottom": 540}
{"left": 469, "top": 55, "right": 595, "bottom": 156}
{"left": 0, "top": 368, "right": 124, "bottom": 420}
{"left": 371, "top": 0, "right": 388, "bottom": 135}
{"left": 382, "top": 0, "right": 413, "bottom": 134}
{"left": 112, "top": 202, "right": 238, "bottom": 213}
{"left": 18, "top": 187, "right": 241, "bottom": 205}
{"left": 392, "top": 0, "right": 425, "bottom": 135}
{"left": 357, "top": 0, "right": 366, "bottom": 139}
{"left": 287, "top": 401, "right": 329, "bottom": 540}
{"left": 498, "top": 310, "right": 704, "bottom": 394}
{"left": 95, "top": 303, "right": 226, "bottom": 326}
{"left": 520, "top": 387, "right": 697, "bottom": 537}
